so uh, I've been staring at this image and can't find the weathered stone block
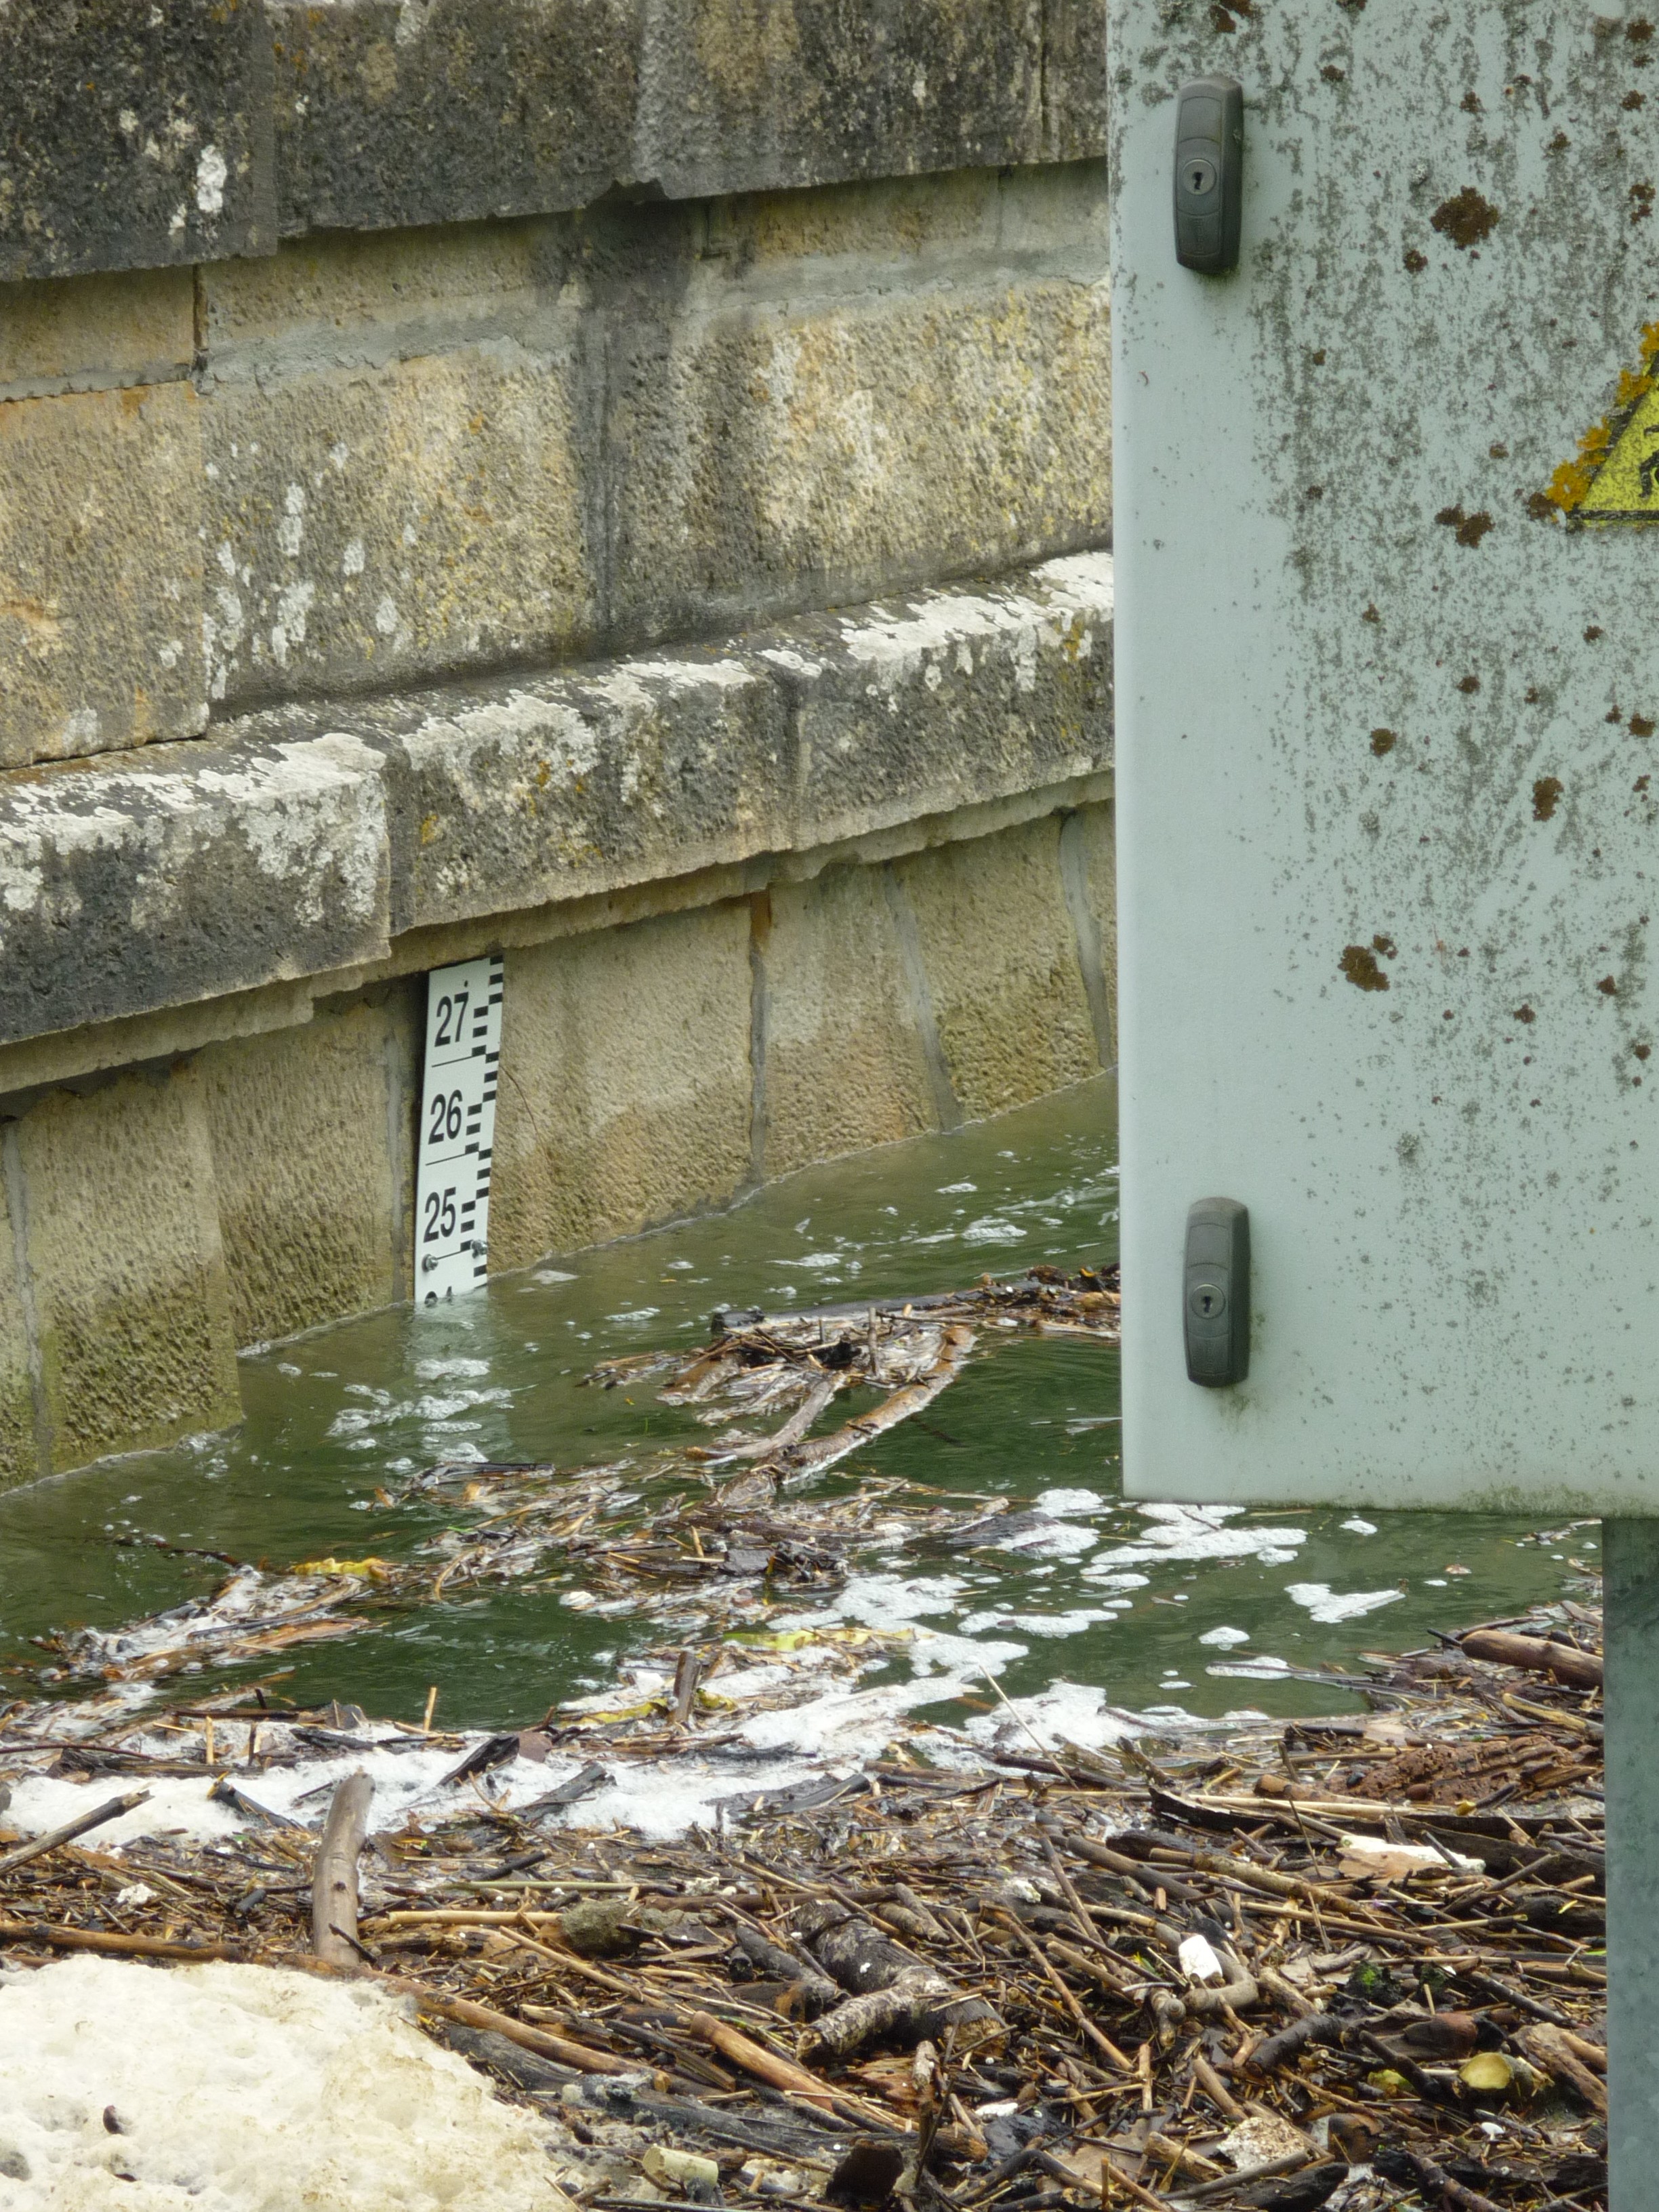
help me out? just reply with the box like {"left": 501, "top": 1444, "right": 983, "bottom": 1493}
{"left": 0, "top": 556, "right": 1107, "bottom": 1046}
{"left": 758, "top": 869, "right": 939, "bottom": 1177}
{"left": 607, "top": 270, "right": 1111, "bottom": 638}
{"left": 201, "top": 1004, "right": 404, "bottom": 1347}
{"left": 0, "top": 382, "right": 206, "bottom": 765}
{"left": 0, "top": 0, "right": 275, "bottom": 283}
{"left": 1042, "top": 1, "right": 1113, "bottom": 165}
{"left": 636, "top": 0, "right": 1051, "bottom": 197}
{"left": 0, "top": 268, "right": 194, "bottom": 400}
{"left": 733, "top": 168, "right": 1002, "bottom": 266}
{"left": 490, "top": 904, "right": 752, "bottom": 1264}
{"left": 201, "top": 222, "right": 544, "bottom": 352}
{"left": 0, "top": 732, "right": 389, "bottom": 1048}
{"left": 269, "top": 0, "right": 1107, "bottom": 239}
{"left": 201, "top": 341, "right": 598, "bottom": 712}
{"left": 897, "top": 813, "right": 1100, "bottom": 1118}
{"left": 0, "top": 1, "right": 1109, "bottom": 284}
{"left": 760, "top": 551, "right": 1114, "bottom": 848}
{"left": 0, "top": 1168, "right": 40, "bottom": 1492}
{"left": 319, "top": 552, "right": 1110, "bottom": 939}
{"left": 363, "top": 651, "right": 788, "bottom": 936}
{"left": 14, "top": 1071, "right": 241, "bottom": 1471}
{"left": 191, "top": 169, "right": 1107, "bottom": 712}
{"left": 270, "top": 0, "right": 642, "bottom": 237}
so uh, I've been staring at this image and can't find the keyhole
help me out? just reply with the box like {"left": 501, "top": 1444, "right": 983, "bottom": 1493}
{"left": 1185, "top": 157, "right": 1218, "bottom": 197}
{"left": 1188, "top": 1278, "right": 1227, "bottom": 1322}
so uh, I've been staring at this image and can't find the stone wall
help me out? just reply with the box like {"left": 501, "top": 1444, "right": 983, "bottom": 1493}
{"left": 0, "top": 0, "right": 1111, "bottom": 1484}
{"left": 2, "top": 165, "right": 1108, "bottom": 766}
{"left": 1, "top": 1, "right": 1106, "bottom": 280}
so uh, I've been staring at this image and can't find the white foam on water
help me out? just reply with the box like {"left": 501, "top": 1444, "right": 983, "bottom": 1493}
{"left": 1197, "top": 1625, "right": 1250, "bottom": 1647}
{"left": 961, "top": 1217, "right": 1024, "bottom": 1244}
{"left": 2, "top": 1731, "right": 540, "bottom": 1850}
{"left": 1285, "top": 1582, "right": 1406, "bottom": 1624}
{"left": 1033, "top": 1488, "right": 1111, "bottom": 1517}
{"left": 566, "top": 1619, "right": 1030, "bottom": 1835}
{"left": 1001, "top": 1610, "right": 1117, "bottom": 1637}
{"left": 962, "top": 1677, "right": 1139, "bottom": 1753}
{"left": 1089, "top": 1503, "right": 1308, "bottom": 1568}
{"left": 6, "top": 1610, "right": 1041, "bottom": 1849}
{"left": 824, "top": 1572, "right": 970, "bottom": 1626}
{"left": 991, "top": 1518, "right": 1099, "bottom": 1558}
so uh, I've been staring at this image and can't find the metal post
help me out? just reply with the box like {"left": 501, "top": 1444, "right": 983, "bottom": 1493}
{"left": 1605, "top": 1520, "right": 1659, "bottom": 2207}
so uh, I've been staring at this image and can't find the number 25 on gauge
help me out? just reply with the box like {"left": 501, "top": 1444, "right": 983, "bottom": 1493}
{"left": 423, "top": 1185, "right": 459, "bottom": 1247}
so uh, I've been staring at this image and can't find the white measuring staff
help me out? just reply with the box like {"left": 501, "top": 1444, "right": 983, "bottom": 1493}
{"left": 414, "top": 955, "right": 504, "bottom": 1304}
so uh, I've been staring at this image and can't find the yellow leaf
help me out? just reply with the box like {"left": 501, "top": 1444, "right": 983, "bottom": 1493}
{"left": 1459, "top": 2051, "right": 1515, "bottom": 2095}
{"left": 1366, "top": 2069, "right": 1414, "bottom": 2099}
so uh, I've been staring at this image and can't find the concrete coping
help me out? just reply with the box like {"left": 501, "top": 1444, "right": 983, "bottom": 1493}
{"left": 0, "top": 553, "right": 1113, "bottom": 1063}
{"left": 0, "top": 0, "right": 1110, "bottom": 284}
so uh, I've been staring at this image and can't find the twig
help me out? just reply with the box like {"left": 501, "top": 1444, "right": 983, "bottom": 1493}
{"left": 0, "top": 1920, "right": 244, "bottom": 1962}
{"left": 0, "top": 1790, "right": 150, "bottom": 1876}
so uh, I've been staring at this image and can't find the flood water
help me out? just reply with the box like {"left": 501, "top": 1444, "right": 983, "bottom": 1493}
{"left": 0, "top": 1076, "right": 1594, "bottom": 1734}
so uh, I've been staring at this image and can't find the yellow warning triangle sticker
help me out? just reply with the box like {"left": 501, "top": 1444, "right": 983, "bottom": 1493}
{"left": 1548, "top": 323, "right": 1659, "bottom": 524}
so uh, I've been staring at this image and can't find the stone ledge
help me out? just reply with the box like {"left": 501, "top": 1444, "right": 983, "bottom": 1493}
{"left": 0, "top": 1, "right": 1108, "bottom": 281}
{"left": 274, "top": 0, "right": 1108, "bottom": 236}
{"left": 0, "top": 0, "right": 275, "bottom": 283}
{"left": 0, "top": 735, "right": 389, "bottom": 1045}
{"left": 0, "top": 554, "right": 1111, "bottom": 1050}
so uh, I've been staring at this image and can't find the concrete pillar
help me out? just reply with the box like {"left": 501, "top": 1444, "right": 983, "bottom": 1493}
{"left": 1605, "top": 1517, "right": 1659, "bottom": 2209}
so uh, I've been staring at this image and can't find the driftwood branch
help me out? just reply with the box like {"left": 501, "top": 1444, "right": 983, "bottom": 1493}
{"left": 301, "top": 1954, "right": 638, "bottom": 2075}
{"left": 0, "top": 1789, "right": 150, "bottom": 1877}
{"left": 686, "top": 2008, "right": 838, "bottom": 2110}
{"left": 0, "top": 1919, "right": 243, "bottom": 1962}
{"left": 1456, "top": 1629, "right": 1602, "bottom": 1689}
{"left": 729, "top": 1921, "right": 840, "bottom": 2016}
{"left": 1179, "top": 1944, "right": 1258, "bottom": 2018}
{"left": 771, "top": 1325, "right": 975, "bottom": 1490}
{"left": 311, "top": 1771, "right": 373, "bottom": 1967}
{"left": 807, "top": 1965, "right": 956, "bottom": 2057}
{"left": 798, "top": 1904, "right": 998, "bottom": 2055}
{"left": 1519, "top": 2024, "right": 1609, "bottom": 2113}
{"left": 1246, "top": 2011, "right": 1347, "bottom": 2072}
{"left": 805, "top": 1906, "right": 926, "bottom": 1992}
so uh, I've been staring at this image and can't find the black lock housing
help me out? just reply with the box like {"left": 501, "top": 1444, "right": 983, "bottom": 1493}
{"left": 1184, "top": 1197, "right": 1250, "bottom": 1387}
{"left": 1173, "top": 76, "right": 1244, "bottom": 274}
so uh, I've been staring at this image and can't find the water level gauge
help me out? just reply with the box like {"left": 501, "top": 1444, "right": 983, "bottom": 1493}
{"left": 415, "top": 954, "right": 504, "bottom": 1304}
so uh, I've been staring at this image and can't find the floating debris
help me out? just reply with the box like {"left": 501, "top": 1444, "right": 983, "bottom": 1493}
{"left": 0, "top": 1599, "right": 1608, "bottom": 2211}
{"left": 16, "top": 1270, "right": 1122, "bottom": 1723}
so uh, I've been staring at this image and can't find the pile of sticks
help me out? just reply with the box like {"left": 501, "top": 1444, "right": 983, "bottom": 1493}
{"left": 0, "top": 1610, "right": 1607, "bottom": 2211}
